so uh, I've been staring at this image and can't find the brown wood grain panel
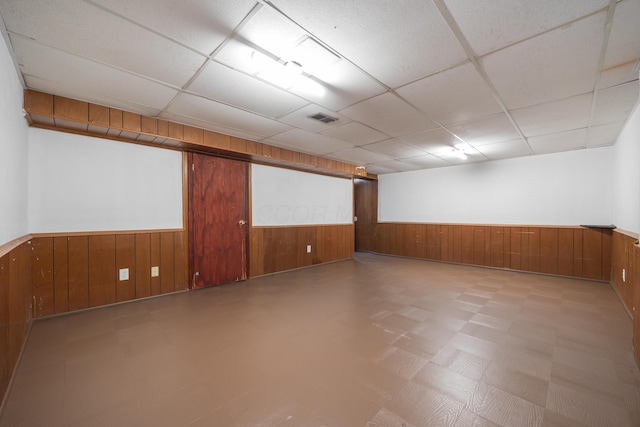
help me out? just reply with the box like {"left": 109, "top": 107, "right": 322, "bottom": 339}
{"left": 115, "top": 235, "right": 135, "bottom": 302}
{"left": 183, "top": 125, "right": 203, "bottom": 144}
{"left": 574, "top": 229, "right": 583, "bottom": 278}
{"left": 490, "top": 227, "right": 504, "bottom": 268}
{"left": 377, "top": 223, "right": 390, "bottom": 255}
{"left": 168, "top": 122, "right": 184, "bottom": 140}
{"left": 405, "top": 224, "right": 426, "bottom": 259}
{"left": 31, "top": 237, "right": 54, "bottom": 318}
{"left": 109, "top": 109, "right": 123, "bottom": 128}
{"left": 89, "top": 104, "right": 110, "bottom": 127}
{"left": 230, "top": 137, "right": 247, "bottom": 153}
{"left": 250, "top": 228, "right": 264, "bottom": 277}
{"left": 54, "top": 96, "right": 88, "bottom": 122}
{"left": 141, "top": 116, "right": 158, "bottom": 135}
{"left": 150, "top": 233, "right": 161, "bottom": 296}
{"left": 473, "top": 226, "right": 486, "bottom": 266}
{"left": 157, "top": 119, "right": 169, "bottom": 137}
{"left": 24, "top": 90, "right": 53, "bottom": 115}
{"left": 602, "top": 229, "right": 612, "bottom": 283}
{"left": 426, "top": 224, "right": 440, "bottom": 260}
{"left": 583, "top": 228, "right": 603, "bottom": 280}
{"left": 88, "top": 235, "right": 116, "bottom": 308}
{"left": 53, "top": 237, "right": 69, "bottom": 314}
{"left": 461, "top": 225, "right": 474, "bottom": 265}
{"left": 451, "top": 225, "right": 462, "bottom": 263}
{"left": 527, "top": 227, "right": 541, "bottom": 273}
{"left": 7, "top": 243, "right": 30, "bottom": 386}
{"left": 510, "top": 227, "right": 522, "bottom": 271}
{"left": 0, "top": 254, "right": 8, "bottom": 402}
{"left": 632, "top": 244, "right": 640, "bottom": 363}
{"left": 558, "top": 229, "right": 574, "bottom": 277}
{"left": 135, "top": 234, "right": 151, "bottom": 298}
{"left": 174, "top": 231, "right": 188, "bottom": 291}
{"left": 160, "top": 233, "right": 175, "bottom": 294}
{"left": 502, "top": 228, "right": 511, "bottom": 270}
{"left": 68, "top": 237, "right": 89, "bottom": 311}
{"left": 521, "top": 228, "right": 530, "bottom": 271}
{"left": 440, "top": 225, "right": 450, "bottom": 262}
{"left": 122, "top": 111, "right": 141, "bottom": 132}
{"left": 539, "top": 228, "right": 559, "bottom": 275}
{"left": 610, "top": 231, "right": 626, "bottom": 297}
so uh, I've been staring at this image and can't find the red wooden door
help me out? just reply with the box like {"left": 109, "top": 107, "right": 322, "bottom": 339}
{"left": 189, "top": 153, "right": 248, "bottom": 288}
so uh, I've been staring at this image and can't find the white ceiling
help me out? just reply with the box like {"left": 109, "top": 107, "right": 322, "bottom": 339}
{"left": 1, "top": 0, "right": 638, "bottom": 174}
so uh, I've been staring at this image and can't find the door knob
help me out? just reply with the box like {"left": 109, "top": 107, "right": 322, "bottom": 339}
{"left": 239, "top": 219, "right": 246, "bottom": 225}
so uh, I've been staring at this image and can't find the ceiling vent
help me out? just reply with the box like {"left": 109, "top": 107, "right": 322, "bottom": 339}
{"left": 308, "top": 113, "right": 338, "bottom": 124}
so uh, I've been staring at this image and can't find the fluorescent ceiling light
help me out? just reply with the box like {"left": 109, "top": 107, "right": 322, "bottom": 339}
{"left": 255, "top": 55, "right": 325, "bottom": 96}
{"left": 452, "top": 148, "right": 467, "bottom": 160}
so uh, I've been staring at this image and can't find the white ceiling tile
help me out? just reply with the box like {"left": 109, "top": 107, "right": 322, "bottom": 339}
{"left": 87, "top": 0, "right": 257, "bottom": 55}
{"left": 431, "top": 148, "right": 486, "bottom": 165}
{"left": 12, "top": 36, "right": 177, "bottom": 114}
{"left": 320, "top": 122, "right": 387, "bottom": 146}
{"left": 2, "top": 0, "right": 207, "bottom": 87}
{"left": 473, "top": 139, "right": 532, "bottom": 160}
{"left": 340, "top": 93, "right": 438, "bottom": 137}
{"left": 528, "top": 128, "right": 587, "bottom": 154}
{"left": 167, "top": 93, "right": 291, "bottom": 138}
{"left": 400, "top": 154, "right": 450, "bottom": 169}
{"left": 361, "top": 139, "right": 427, "bottom": 159}
{"left": 365, "top": 164, "right": 398, "bottom": 175}
{"left": 399, "top": 128, "right": 461, "bottom": 153}
{"left": 482, "top": 12, "right": 605, "bottom": 109}
{"left": 278, "top": 104, "right": 346, "bottom": 132}
{"left": 188, "top": 61, "right": 307, "bottom": 118}
{"left": 446, "top": 113, "right": 522, "bottom": 146}
{"left": 444, "top": 0, "right": 609, "bottom": 56}
{"left": 325, "top": 147, "right": 391, "bottom": 166}
{"left": 600, "top": 0, "right": 640, "bottom": 89}
{"left": 265, "top": 0, "right": 467, "bottom": 88}
{"left": 397, "top": 62, "right": 502, "bottom": 125}
{"left": 586, "top": 121, "right": 626, "bottom": 147}
{"left": 511, "top": 93, "right": 593, "bottom": 137}
{"left": 264, "top": 129, "right": 355, "bottom": 155}
{"left": 366, "top": 160, "right": 422, "bottom": 173}
{"left": 592, "top": 81, "right": 639, "bottom": 126}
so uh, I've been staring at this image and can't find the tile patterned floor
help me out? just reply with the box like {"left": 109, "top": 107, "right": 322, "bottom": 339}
{"left": 2, "top": 253, "right": 639, "bottom": 426}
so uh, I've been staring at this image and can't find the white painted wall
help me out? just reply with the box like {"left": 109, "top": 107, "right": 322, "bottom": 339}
{"left": 252, "top": 164, "right": 353, "bottom": 226}
{"left": 0, "top": 34, "right": 29, "bottom": 246}
{"left": 612, "top": 96, "right": 640, "bottom": 234}
{"left": 379, "top": 147, "right": 613, "bottom": 226}
{"left": 28, "top": 128, "right": 183, "bottom": 233}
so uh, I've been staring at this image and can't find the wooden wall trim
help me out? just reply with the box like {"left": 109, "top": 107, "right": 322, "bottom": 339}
{"left": 0, "top": 236, "right": 32, "bottom": 259}
{"left": 251, "top": 223, "right": 354, "bottom": 229}
{"left": 377, "top": 221, "right": 608, "bottom": 229}
{"left": 24, "top": 90, "right": 373, "bottom": 180}
{"left": 30, "top": 229, "right": 184, "bottom": 238}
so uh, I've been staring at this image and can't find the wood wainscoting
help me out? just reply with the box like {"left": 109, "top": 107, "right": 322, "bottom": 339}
{"left": 250, "top": 224, "right": 354, "bottom": 277}
{"left": 30, "top": 230, "right": 188, "bottom": 319}
{"left": 0, "top": 237, "right": 32, "bottom": 403}
{"left": 611, "top": 230, "right": 639, "bottom": 315}
{"left": 376, "top": 223, "right": 613, "bottom": 282}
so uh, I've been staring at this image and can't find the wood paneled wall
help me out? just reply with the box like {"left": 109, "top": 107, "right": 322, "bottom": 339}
{"left": 611, "top": 230, "right": 639, "bottom": 314}
{"left": 0, "top": 237, "right": 32, "bottom": 403}
{"left": 633, "top": 243, "right": 640, "bottom": 364}
{"left": 30, "top": 230, "right": 188, "bottom": 318}
{"left": 375, "top": 223, "right": 613, "bottom": 282}
{"left": 250, "top": 225, "right": 354, "bottom": 276}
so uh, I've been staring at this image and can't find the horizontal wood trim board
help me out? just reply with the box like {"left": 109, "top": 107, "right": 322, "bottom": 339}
{"left": 250, "top": 224, "right": 354, "bottom": 276}
{"left": 30, "top": 229, "right": 185, "bottom": 238}
{"left": 24, "top": 90, "right": 371, "bottom": 180}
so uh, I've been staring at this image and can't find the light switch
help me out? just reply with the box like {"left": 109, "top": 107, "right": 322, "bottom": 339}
{"left": 119, "top": 268, "right": 129, "bottom": 281}
{"left": 151, "top": 266, "right": 159, "bottom": 277}
{"left": 307, "top": 245, "right": 312, "bottom": 253}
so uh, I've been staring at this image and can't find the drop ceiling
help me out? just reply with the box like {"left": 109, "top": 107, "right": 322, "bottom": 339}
{"left": 1, "top": 0, "right": 638, "bottom": 174}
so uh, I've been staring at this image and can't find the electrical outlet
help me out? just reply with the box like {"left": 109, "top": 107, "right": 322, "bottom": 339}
{"left": 306, "top": 245, "right": 312, "bottom": 253}
{"left": 151, "top": 266, "right": 159, "bottom": 277}
{"left": 119, "top": 268, "right": 129, "bottom": 281}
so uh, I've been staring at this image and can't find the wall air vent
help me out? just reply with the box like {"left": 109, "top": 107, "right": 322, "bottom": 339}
{"left": 308, "top": 113, "right": 338, "bottom": 124}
